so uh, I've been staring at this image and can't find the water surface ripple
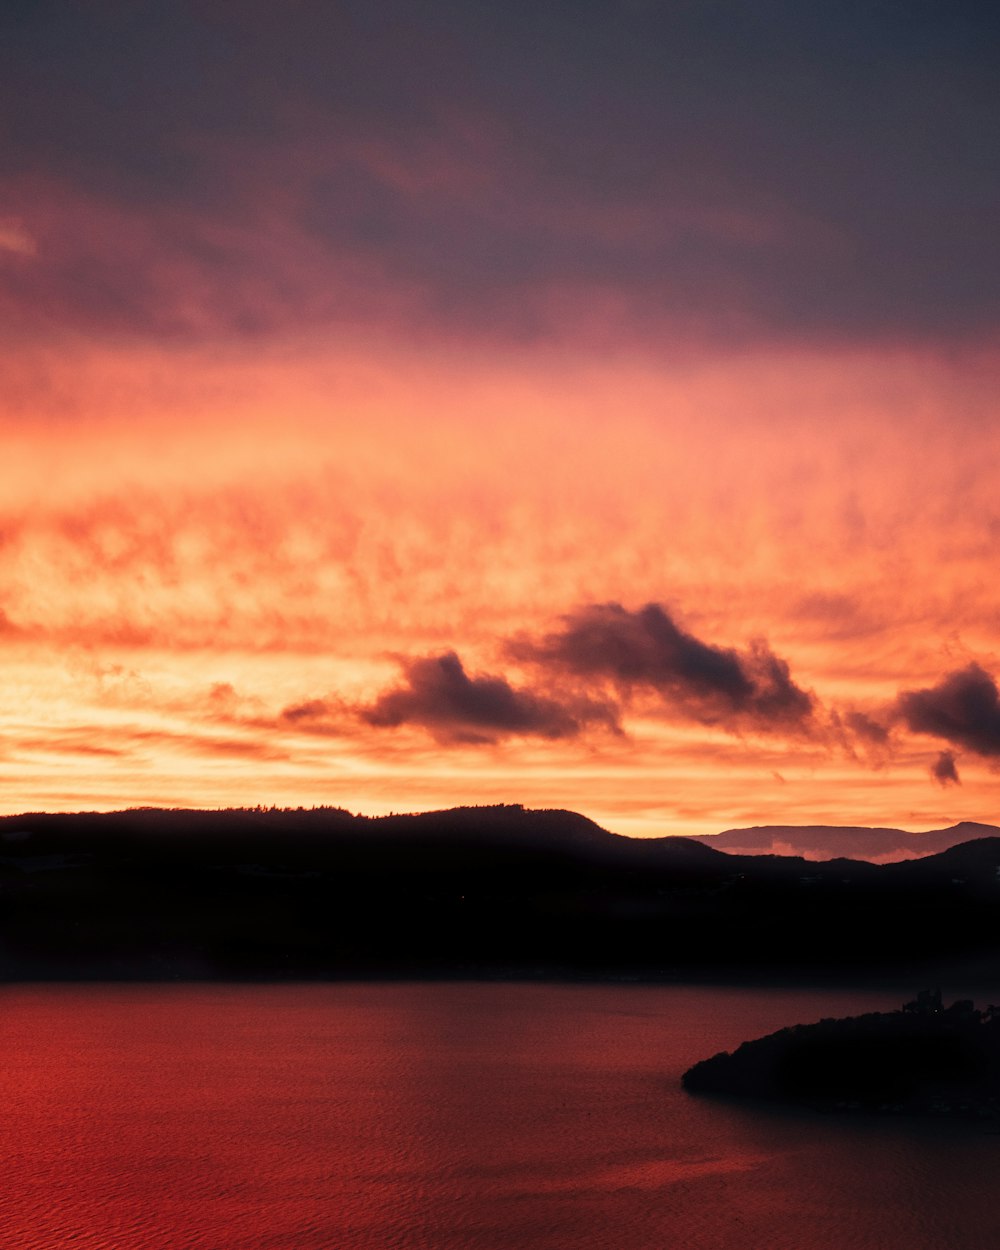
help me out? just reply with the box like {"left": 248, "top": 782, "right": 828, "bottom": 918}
{"left": 0, "top": 983, "right": 997, "bottom": 1249}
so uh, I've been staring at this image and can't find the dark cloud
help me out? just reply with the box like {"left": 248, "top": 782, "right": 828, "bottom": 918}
{"left": 282, "top": 699, "right": 335, "bottom": 726}
{"left": 932, "top": 750, "right": 960, "bottom": 787}
{"left": 360, "top": 651, "right": 619, "bottom": 744}
{"left": 898, "top": 663, "right": 1000, "bottom": 757}
{"left": 843, "top": 710, "right": 891, "bottom": 747}
{"left": 2, "top": 2, "right": 999, "bottom": 348}
{"left": 276, "top": 698, "right": 354, "bottom": 738}
{"left": 509, "top": 602, "right": 813, "bottom": 732}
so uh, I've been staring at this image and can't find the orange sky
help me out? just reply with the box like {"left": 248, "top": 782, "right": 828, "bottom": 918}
{"left": 3, "top": 4, "right": 999, "bottom": 836}
{"left": 3, "top": 336, "right": 998, "bottom": 836}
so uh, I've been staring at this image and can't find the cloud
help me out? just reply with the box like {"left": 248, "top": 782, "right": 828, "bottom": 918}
{"left": 508, "top": 602, "right": 813, "bottom": 733}
{"left": 828, "top": 707, "right": 893, "bottom": 767}
{"left": 932, "top": 750, "right": 960, "bottom": 787}
{"left": 2, "top": 4, "right": 999, "bottom": 350}
{"left": 16, "top": 721, "right": 291, "bottom": 766}
{"left": 898, "top": 663, "right": 1000, "bottom": 757}
{"left": 842, "top": 709, "right": 890, "bottom": 747}
{"left": 278, "top": 698, "right": 353, "bottom": 737}
{"left": 359, "top": 651, "right": 619, "bottom": 745}
{"left": 282, "top": 698, "right": 335, "bottom": 726}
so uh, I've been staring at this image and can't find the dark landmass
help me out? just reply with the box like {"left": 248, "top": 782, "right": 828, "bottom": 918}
{"left": 1, "top": 805, "right": 1000, "bottom": 981}
{"left": 692, "top": 821, "right": 1000, "bottom": 863}
{"left": 683, "top": 992, "right": 1000, "bottom": 1119}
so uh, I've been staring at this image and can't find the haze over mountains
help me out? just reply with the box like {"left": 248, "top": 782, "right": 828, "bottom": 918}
{"left": 2, "top": 804, "right": 1000, "bottom": 983}
{"left": 692, "top": 822, "right": 1000, "bottom": 863}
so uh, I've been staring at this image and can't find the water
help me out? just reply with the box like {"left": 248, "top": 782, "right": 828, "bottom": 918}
{"left": 0, "top": 982, "right": 998, "bottom": 1249}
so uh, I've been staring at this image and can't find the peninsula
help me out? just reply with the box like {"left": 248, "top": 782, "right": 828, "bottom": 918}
{"left": 683, "top": 991, "right": 1000, "bottom": 1118}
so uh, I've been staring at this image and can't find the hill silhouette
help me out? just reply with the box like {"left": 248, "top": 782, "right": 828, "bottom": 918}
{"left": 0, "top": 806, "right": 998, "bottom": 981}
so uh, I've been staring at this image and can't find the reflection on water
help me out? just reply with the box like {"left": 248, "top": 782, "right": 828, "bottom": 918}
{"left": 0, "top": 982, "right": 998, "bottom": 1249}
{"left": 544, "top": 1152, "right": 770, "bottom": 1191}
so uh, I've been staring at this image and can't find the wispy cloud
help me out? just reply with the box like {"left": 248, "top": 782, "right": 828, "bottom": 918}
{"left": 0, "top": 218, "right": 35, "bottom": 257}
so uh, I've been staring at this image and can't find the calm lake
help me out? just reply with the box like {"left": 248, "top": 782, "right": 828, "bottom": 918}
{"left": 1, "top": 982, "right": 998, "bottom": 1249}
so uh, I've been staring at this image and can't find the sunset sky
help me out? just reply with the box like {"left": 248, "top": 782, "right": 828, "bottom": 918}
{"left": 3, "top": 1, "right": 1000, "bottom": 837}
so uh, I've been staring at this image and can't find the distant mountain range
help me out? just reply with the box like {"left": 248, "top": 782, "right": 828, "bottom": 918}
{"left": 2, "top": 805, "right": 1000, "bottom": 983}
{"left": 692, "top": 821, "right": 1000, "bottom": 863}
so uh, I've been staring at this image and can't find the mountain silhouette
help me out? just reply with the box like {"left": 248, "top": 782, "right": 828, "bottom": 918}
{"left": 692, "top": 821, "right": 1000, "bottom": 863}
